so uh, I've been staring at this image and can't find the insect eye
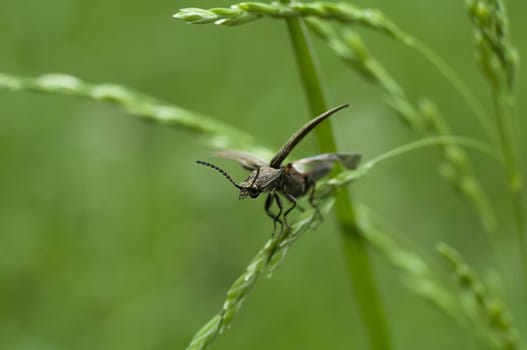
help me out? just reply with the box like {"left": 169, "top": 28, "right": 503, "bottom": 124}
{"left": 249, "top": 187, "right": 260, "bottom": 198}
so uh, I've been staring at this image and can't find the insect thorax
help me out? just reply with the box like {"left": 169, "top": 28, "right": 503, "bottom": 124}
{"left": 240, "top": 167, "right": 283, "bottom": 193}
{"left": 281, "top": 164, "right": 310, "bottom": 197}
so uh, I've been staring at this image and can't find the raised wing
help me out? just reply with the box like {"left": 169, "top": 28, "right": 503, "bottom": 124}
{"left": 214, "top": 150, "right": 268, "bottom": 170}
{"left": 269, "top": 104, "right": 349, "bottom": 168}
{"left": 292, "top": 153, "right": 361, "bottom": 181}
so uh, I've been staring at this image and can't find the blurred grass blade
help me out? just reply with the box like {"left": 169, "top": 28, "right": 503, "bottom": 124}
{"left": 358, "top": 206, "right": 522, "bottom": 349}
{"left": 437, "top": 243, "right": 521, "bottom": 349}
{"left": 466, "top": 0, "right": 526, "bottom": 291}
{"left": 328, "top": 135, "right": 497, "bottom": 189}
{"left": 356, "top": 206, "right": 461, "bottom": 322}
{"left": 0, "top": 72, "right": 272, "bottom": 158}
{"left": 466, "top": 0, "right": 518, "bottom": 91}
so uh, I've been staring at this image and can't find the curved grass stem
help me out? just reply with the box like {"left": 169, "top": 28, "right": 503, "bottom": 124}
{"left": 283, "top": 11, "right": 392, "bottom": 350}
{"left": 0, "top": 73, "right": 271, "bottom": 158}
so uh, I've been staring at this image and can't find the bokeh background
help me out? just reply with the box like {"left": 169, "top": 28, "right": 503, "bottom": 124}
{"left": 1, "top": 0, "right": 526, "bottom": 349}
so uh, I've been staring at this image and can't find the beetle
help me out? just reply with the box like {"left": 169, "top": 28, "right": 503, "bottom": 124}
{"left": 196, "top": 104, "right": 361, "bottom": 233}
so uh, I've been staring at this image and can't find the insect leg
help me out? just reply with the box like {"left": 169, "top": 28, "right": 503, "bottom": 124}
{"left": 282, "top": 193, "right": 297, "bottom": 227}
{"left": 307, "top": 179, "right": 322, "bottom": 221}
{"left": 265, "top": 193, "right": 283, "bottom": 235}
{"left": 274, "top": 194, "right": 284, "bottom": 235}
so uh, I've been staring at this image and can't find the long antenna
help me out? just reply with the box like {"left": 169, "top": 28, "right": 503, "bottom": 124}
{"left": 196, "top": 160, "right": 243, "bottom": 190}
{"left": 270, "top": 104, "right": 349, "bottom": 168}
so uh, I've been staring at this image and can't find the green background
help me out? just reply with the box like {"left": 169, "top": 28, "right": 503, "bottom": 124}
{"left": 1, "top": 1, "right": 526, "bottom": 349}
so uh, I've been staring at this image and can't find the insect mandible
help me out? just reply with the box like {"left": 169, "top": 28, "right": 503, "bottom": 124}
{"left": 196, "top": 104, "right": 361, "bottom": 233}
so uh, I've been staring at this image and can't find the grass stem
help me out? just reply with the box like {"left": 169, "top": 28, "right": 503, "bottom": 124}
{"left": 283, "top": 12, "right": 392, "bottom": 350}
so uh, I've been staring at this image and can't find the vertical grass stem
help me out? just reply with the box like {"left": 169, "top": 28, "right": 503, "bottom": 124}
{"left": 283, "top": 12, "right": 392, "bottom": 350}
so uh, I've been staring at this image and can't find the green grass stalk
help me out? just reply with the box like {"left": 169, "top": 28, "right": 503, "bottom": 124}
{"left": 0, "top": 73, "right": 271, "bottom": 158}
{"left": 282, "top": 13, "right": 392, "bottom": 350}
{"left": 466, "top": 0, "right": 527, "bottom": 306}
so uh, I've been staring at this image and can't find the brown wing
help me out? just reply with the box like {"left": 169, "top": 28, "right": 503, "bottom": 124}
{"left": 269, "top": 104, "right": 349, "bottom": 168}
{"left": 292, "top": 153, "right": 361, "bottom": 181}
{"left": 214, "top": 150, "right": 268, "bottom": 170}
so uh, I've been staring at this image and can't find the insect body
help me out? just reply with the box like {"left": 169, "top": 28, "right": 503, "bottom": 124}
{"left": 197, "top": 104, "right": 361, "bottom": 232}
